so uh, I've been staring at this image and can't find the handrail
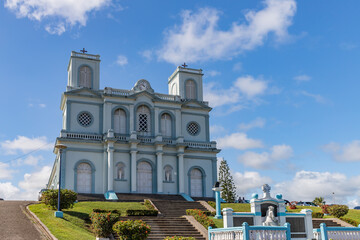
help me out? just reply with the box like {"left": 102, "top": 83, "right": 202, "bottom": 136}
{"left": 313, "top": 223, "right": 360, "bottom": 240}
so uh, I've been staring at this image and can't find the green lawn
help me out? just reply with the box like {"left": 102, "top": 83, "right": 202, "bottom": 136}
{"left": 29, "top": 201, "right": 146, "bottom": 240}
{"left": 343, "top": 209, "right": 360, "bottom": 222}
{"left": 221, "top": 203, "right": 251, "bottom": 212}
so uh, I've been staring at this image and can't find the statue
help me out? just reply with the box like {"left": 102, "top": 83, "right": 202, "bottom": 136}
{"left": 263, "top": 206, "right": 279, "bottom": 226}
{"left": 262, "top": 184, "right": 271, "bottom": 198}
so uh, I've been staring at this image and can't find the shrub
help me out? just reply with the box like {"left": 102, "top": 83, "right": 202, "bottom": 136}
{"left": 113, "top": 220, "right": 151, "bottom": 240}
{"left": 126, "top": 209, "right": 158, "bottom": 216}
{"left": 41, "top": 189, "right": 77, "bottom": 210}
{"left": 340, "top": 217, "right": 360, "bottom": 227}
{"left": 288, "top": 201, "right": 297, "bottom": 209}
{"left": 321, "top": 205, "right": 330, "bottom": 214}
{"left": 312, "top": 212, "right": 324, "bottom": 218}
{"left": 329, "top": 205, "right": 349, "bottom": 218}
{"left": 163, "top": 237, "right": 195, "bottom": 240}
{"left": 93, "top": 209, "right": 120, "bottom": 214}
{"left": 144, "top": 200, "right": 155, "bottom": 210}
{"left": 186, "top": 209, "right": 215, "bottom": 228}
{"left": 90, "top": 211, "right": 120, "bottom": 238}
{"left": 208, "top": 201, "right": 216, "bottom": 209}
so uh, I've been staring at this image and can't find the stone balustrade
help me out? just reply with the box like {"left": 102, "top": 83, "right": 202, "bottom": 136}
{"left": 61, "top": 132, "right": 103, "bottom": 141}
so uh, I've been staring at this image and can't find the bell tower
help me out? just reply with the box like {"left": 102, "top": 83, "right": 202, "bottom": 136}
{"left": 67, "top": 50, "right": 101, "bottom": 91}
{"left": 168, "top": 65, "right": 204, "bottom": 101}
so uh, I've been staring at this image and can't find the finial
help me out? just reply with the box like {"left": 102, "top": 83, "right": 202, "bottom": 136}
{"left": 181, "top": 62, "right": 188, "bottom": 68}
{"left": 80, "top": 48, "right": 88, "bottom": 54}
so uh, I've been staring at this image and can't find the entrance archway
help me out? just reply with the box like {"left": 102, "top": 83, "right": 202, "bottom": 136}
{"left": 137, "top": 161, "right": 152, "bottom": 193}
{"left": 77, "top": 162, "right": 92, "bottom": 193}
{"left": 190, "top": 168, "right": 203, "bottom": 197}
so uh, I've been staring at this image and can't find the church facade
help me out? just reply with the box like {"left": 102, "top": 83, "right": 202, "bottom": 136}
{"left": 47, "top": 51, "right": 220, "bottom": 199}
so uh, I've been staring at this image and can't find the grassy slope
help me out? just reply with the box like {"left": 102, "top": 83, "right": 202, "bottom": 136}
{"left": 29, "top": 202, "right": 146, "bottom": 240}
{"left": 343, "top": 209, "right": 360, "bottom": 222}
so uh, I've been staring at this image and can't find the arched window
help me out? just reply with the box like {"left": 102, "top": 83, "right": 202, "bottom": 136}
{"left": 164, "top": 165, "right": 173, "bottom": 182}
{"left": 79, "top": 66, "right": 92, "bottom": 88}
{"left": 137, "top": 105, "right": 151, "bottom": 136}
{"left": 161, "top": 113, "right": 172, "bottom": 138}
{"left": 114, "top": 109, "right": 126, "bottom": 134}
{"left": 185, "top": 80, "right": 196, "bottom": 99}
{"left": 117, "top": 162, "right": 125, "bottom": 180}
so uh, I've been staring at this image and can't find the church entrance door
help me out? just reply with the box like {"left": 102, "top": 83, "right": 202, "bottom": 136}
{"left": 190, "top": 168, "right": 203, "bottom": 197}
{"left": 77, "top": 163, "right": 92, "bottom": 193}
{"left": 137, "top": 161, "right": 152, "bottom": 193}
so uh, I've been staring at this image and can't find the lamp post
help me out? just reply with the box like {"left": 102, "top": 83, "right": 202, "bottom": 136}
{"left": 212, "top": 181, "right": 222, "bottom": 219}
{"left": 54, "top": 144, "right": 67, "bottom": 218}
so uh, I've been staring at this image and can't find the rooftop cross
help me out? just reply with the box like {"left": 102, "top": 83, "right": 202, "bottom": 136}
{"left": 80, "top": 48, "right": 88, "bottom": 54}
{"left": 181, "top": 62, "right": 188, "bottom": 68}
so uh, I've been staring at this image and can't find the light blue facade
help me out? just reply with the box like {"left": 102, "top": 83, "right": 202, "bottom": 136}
{"left": 47, "top": 51, "right": 220, "bottom": 198}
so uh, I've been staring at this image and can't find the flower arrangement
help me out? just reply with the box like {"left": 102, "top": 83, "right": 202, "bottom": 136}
{"left": 113, "top": 220, "right": 151, "bottom": 240}
{"left": 186, "top": 209, "right": 215, "bottom": 228}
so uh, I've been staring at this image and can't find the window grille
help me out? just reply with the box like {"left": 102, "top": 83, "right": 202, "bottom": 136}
{"left": 187, "top": 122, "right": 200, "bottom": 136}
{"left": 78, "top": 112, "right": 93, "bottom": 127}
{"left": 137, "top": 106, "right": 151, "bottom": 135}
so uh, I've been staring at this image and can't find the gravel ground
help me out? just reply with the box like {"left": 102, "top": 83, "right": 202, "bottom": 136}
{"left": 0, "top": 201, "right": 45, "bottom": 240}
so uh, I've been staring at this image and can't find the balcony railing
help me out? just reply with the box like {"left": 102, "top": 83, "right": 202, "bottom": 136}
{"left": 313, "top": 223, "right": 360, "bottom": 240}
{"left": 62, "top": 132, "right": 103, "bottom": 141}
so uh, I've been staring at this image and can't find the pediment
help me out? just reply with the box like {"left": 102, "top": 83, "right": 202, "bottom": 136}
{"left": 129, "top": 90, "right": 155, "bottom": 100}
{"left": 65, "top": 88, "right": 101, "bottom": 97}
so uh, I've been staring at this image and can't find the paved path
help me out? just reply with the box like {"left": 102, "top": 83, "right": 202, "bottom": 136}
{"left": 0, "top": 201, "right": 45, "bottom": 240}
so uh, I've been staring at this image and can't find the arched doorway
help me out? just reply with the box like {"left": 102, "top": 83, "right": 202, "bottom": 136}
{"left": 137, "top": 161, "right": 152, "bottom": 193}
{"left": 77, "top": 163, "right": 92, "bottom": 193}
{"left": 190, "top": 168, "right": 203, "bottom": 197}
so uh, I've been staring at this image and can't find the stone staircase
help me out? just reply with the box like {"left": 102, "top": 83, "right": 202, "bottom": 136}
{"left": 312, "top": 218, "right": 342, "bottom": 228}
{"left": 153, "top": 200, "right": 208, "bottom": 217}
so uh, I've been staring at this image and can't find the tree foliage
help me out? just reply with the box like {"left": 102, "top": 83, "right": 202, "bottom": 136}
{"left": 218, "top": 159, "right": 237, "bottom": 203}
{"left": 313, "top": 196, "right": 325, "bottom": 206}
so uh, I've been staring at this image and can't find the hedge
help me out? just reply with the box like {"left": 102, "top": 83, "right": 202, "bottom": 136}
{"left": 113, "top": 220, "right": 151, "bottom": 240}
{"left": 163, "top": 237, "right": 195, "bottom": 240}
{"left": 312, "top": 212, "right": 324, "bottom": 218}
{"left": 41, "top": 189, "right": 77, "bottom": 210}
{"left": 186, "top": 209, "right": 215, "bottom": 228}
{"left": 126, "top": 209, "right": 158, "bottom": 216}
{"left": 329, "top": 205, "right": 349, "bottom": 218}
{"left": 90, "top": 211, "right": 120, "bottom": 238}
{"left": 340, "top": 217, "right": 360, "bottom": 227}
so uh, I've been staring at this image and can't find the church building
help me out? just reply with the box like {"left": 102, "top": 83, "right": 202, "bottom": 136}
{"left": 47, "top": 51, "right": 220, "bottom": 199}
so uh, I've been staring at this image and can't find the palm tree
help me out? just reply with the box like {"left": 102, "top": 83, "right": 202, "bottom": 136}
{"left": 313, "top": 197, "right": 325, "bottom": 207}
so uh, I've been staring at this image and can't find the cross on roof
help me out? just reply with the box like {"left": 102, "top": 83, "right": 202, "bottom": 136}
{"left": 181, "top": 62, "right": 188, "bottom": 68}
{"left": 80, "top": 48, "right": 88, "bottom": 54}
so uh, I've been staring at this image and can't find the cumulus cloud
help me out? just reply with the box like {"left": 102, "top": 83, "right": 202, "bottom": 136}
{"left": 17, "top": 166, "right": 52, "bottom": 200}
{"left": 204, "top": 75, "right": 270, "bottom": 109}
{"left": 116, "top": 55, "right": 128, "bottom": 66}
{"left": 233, "top": 171, "right": 272, "bottom": 196}
{"left": 4, "top": 0, "right": 111, "bottom": 34}
{"left": 323, "top": 140, "right": 360, "bottom": 162}
{"left": 294, "top": 74, "right": 311, "bottom": 83}
{"left": 238, "top": 144, "right": 293, "bottom": 169}
{"left": 238, "top": 118, "right": 266, "bottom": 131}
{"left": 157, "top": 0, "right": 296, "bottom": 64}
{"left": 234, "top": 76, "right": 267, "bottom": 98}
{"left": 12, "top": 155, "right": 44, "bottom": 167}
{"left": 274, "top": 171, "right": 360, "bottom": 203}
{"left": 0, "top": 136, "right": 52, "bottom": 155}
{"left": 210, "top": 125, "right": 226, "bottom": 136}
{"left": 0, "top": 162, "right": 14, "bottom": 180}
{"left": 217, "top": 133, "right": 263, "bottom": 150}
{"left": 0, "top": 182, "right": 20, "bottom": 200}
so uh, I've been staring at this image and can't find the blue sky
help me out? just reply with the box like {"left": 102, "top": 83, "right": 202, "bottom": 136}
{"left": 1, "top": 0, "right": 360, "bottom": 205}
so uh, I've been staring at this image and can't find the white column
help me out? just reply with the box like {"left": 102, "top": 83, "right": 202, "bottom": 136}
{"left": 223, "top": 208, "right": 234, "bottom": 228}
{"left": 157, "top": 152, "right": 163, "bottom": 193}
{"left": 129, "top": 105, "right": 134, "bottom": 132}
{"left": 130, "top": 150, "right": 137, "bottom": 192}
{"left": 107, "top": 146, "right": 114, "bottom": 191}
{"left": 178, "top": 153, "right": 184, "bottom": 193}
{"left": 301, "top": 209, "right": 314, "bottom": 239}
{"left": 175, "top": 109, "right": 181, "bottom": 137}
{"left": 154, "top": 107, "right": 159, "bottom": 135}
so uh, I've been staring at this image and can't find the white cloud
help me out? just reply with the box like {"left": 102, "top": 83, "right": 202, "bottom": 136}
{"left": 116, "top": 55, "right": 128, "bottom": 66}
{"left": 157, "top": 0, "right": 296, "bottom": 64}
{"left": 294, "top": 74, "right": 311, "bottom": 82}
{"left": 18, "top": 166, "right": 52, "bottom": 200}
{"left": 233, "top": 171, "right": 272, "bottom": 196}
{"left": 0, "top": 162, "right": 14, "bottom": 180}
{"left": 238, "top": 118, "right": 266, "bottom": 131}
{"left": 0, "top": 136, "right": 52, "bottom": 155}
{"left": 234, "top": 76, "right": 267, "bottom": 98}
{"left": 210, "top": 125, "right": 226, "bottom": 135}
{"left": 238, "top": 144, "right": 293, "bottom": 169}
{"left": 271, "top": 144, "right": 293, "bottom": 160}
{"left": 323, "top": 140, "right": 360, "bottom": 162}
{"left": 274, "top": 171, "right": 360, "bottom": 203}
{"left": 233, "top": 62, "right": 243, "bottom": 72}
{"left": 300, "top": 91, "right": 327, "bottom": 104}
{"left": 217, "top": 132, "right": 263, "bottom": 150}
{"left": 204, "top": 82, "right": 241, "bottom": 108}
{"left": 4, "top": 0, "right": 111, "bottom": 34}
{"left": 12, "top": 155, "right": 44, "bottom": 167}
{"left": 141, "top": 50, "right": 153, "bottom": 61}
{"left": 0, "top": 182, "right": 20, "bottom": 200}
{"left": 39, "top": 103, "right": 46, "bottom": 108}
{"left": 207, "top": 70, "right": 221, "bottom": 77}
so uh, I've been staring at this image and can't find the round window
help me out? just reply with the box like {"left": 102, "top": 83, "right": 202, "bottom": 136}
{"left": 187, "top": 122, "right": 200, "bottom": 136}
{"left": 78, "top": 112, "right": 93, "bottom": 127}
